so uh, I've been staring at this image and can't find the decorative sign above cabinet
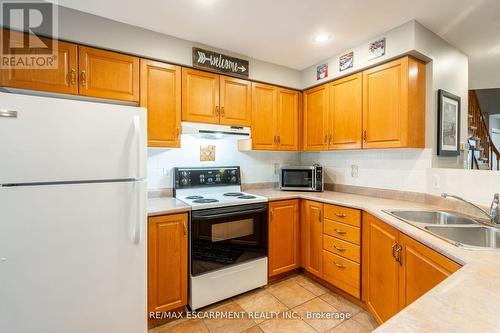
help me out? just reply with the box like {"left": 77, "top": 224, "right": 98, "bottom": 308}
{"left": 192, "top": 47, "right": 249, "bottom": 77}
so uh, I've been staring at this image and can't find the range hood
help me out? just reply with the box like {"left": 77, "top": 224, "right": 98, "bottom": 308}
{"left": 181, "top": 122, "right": 251, "bottom": 139}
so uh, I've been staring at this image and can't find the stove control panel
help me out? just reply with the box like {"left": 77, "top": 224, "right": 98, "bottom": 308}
{"left": 174, "top": 166, "right": 241, "bottom": 188}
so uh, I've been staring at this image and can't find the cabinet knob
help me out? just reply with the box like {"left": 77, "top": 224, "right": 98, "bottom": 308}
{"left": 334, "top": 213, "right": 347, "bottom": 218}
{"left": 220, "top": 106, "right": 225, "bottom": 117}
{"left": 334, "top": 229, "right": 347, "bottom": 235}
{"left": 363, "top": 130, "right": 367, "bottom": 142}
{"left": 215, "top": 106, "right": 220, "bottom": 117}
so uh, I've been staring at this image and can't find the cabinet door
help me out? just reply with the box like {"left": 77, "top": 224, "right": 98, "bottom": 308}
{"left": 362, "top": 212, "right": 400, "bottom": 323}
{"left": 303, "top": 200, "right": 323, "bottom": 277}
{"left": 328, "top": 73, "right": 362, "bottom": 149}
{"left": 78, "top": 46, "right": 139, "bottom": 101}
{"left": 182, "top": 68, "right": 220, "bottom": 124}
{"left": 268, "top": 200, "right": 300, "bottom": 277}
{"left": 140, "top": 60, "right": 181, "bottom": 148}
{"left": 0, "top": 30, "right": 78, "bottom": 94}
{"left": 276, "top": 88, "right": 299, "bottom": 151}
{"left": 362, "top": 58, "right": 408, "bottom": 148}
{"left": 399, "top": 233, "right": 461, "bottom": 307}
{"left": 219, "top": 75, "right": 251, "bottom": 126}
{"left": 303, "top": 84, "right": 329, "bottom": 150}
{"left": 148, "top": 213, "right": 188, "bottom": 314}
{"left": 251, "top": 82, "right": 277, "bottom": 150}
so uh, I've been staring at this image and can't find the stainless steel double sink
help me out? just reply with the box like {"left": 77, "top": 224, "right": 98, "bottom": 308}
{"left": 384, "top": 210, "right": 500, "bottom": 250}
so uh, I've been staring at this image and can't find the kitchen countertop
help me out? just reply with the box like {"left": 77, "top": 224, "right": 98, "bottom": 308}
{"left": 245, "top": 189, "right": 500, "bottom": 333}
{"left": 148, "top": 197, "right": 190, "bottom": 216}
{"left": 148, "top": 190, "right": 500, "bottom": 332}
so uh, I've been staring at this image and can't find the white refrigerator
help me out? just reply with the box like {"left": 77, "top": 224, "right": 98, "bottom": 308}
{"left": 0, "top": 92, "right": 148, "bottom": 333}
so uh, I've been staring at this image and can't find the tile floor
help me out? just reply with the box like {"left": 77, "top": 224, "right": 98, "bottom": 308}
{"left": 150, "top": 273, "right": 378, "bottom": 333}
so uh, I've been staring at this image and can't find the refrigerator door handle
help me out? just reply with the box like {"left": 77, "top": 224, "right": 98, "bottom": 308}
{"left": 133, "top": 115, "right": 143, "bottom": 180}
{"left": 132, "top": 181, "right": 143, "bottom": 245}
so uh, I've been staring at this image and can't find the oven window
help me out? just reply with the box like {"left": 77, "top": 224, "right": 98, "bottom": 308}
{"left": 191, "top": 204, "right": 267, "bottom": 276}
{"left": 282, "top": 169, "right": 313, "bottom": 188}
{"left": 211, "top": 219, "right": 254, "bottom": 242}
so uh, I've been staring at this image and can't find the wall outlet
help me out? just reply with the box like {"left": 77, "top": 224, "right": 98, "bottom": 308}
{"left": 274, "top": 163, "right": 280, "bottom": 175}
{"left": 432, "top": 174, "right": 440, "bottom": 190}
{"left": 351, "top": 165, "right": 359, "bottom": 178}
{"left": 162, "top": 168, "right": 171, "bottom": 177}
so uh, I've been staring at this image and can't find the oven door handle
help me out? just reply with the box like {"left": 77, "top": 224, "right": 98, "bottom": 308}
{"left": 192, "top": 207, "right": 267, "bottom": 220}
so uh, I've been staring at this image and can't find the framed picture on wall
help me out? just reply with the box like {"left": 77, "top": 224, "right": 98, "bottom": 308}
{"left": 437, "top": 89, "right": 461, "bottom": 156}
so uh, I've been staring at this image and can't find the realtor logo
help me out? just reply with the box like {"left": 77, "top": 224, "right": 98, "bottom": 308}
{"left": 1, "top": 0, "right": 58, "bottom": 69}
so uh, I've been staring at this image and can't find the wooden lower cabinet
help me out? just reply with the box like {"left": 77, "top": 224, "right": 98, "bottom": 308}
{"left": 301, "top": 200, "right": 323, "bottom": 277}
{"left": 362, "top": 212, "right": 461, "bottom": 324}
{"left": 268, "top": 200, "right": 300, "bottom": 276}
{"left": 323, "top": 250, "right": 361, "bottom": 298}
{"left": 362, "top": 212, "right": 400, "bottom": 323}
{"left": 148, "top": 213, "right": 188, "bottom": 315}
{"left": 399, "top": 233, "right": 461, "bottom": 306}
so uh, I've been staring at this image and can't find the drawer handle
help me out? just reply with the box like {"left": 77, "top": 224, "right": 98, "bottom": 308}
{"left": 334, "top": 213, "right": 347, "bottom": 218}
{"left": 334, "top": 229, "right": 347, "bottom": 235}
{"left": 333, "top": 245, "right": 346, "bottom": 252}
{"left": 333, "top": 261, "right": 346, "bottom": 269}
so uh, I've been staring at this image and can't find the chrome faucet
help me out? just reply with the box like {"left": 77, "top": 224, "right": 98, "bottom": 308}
{"left": 441, "top": 193, "right": 500, "bottom": 225}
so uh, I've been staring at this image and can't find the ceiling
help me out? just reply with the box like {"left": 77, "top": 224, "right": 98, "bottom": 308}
{"left": 476, "top": 89, "right": 500, "bottom": 116}
{"left": 55, "top": 0, "right": 500, "bottom": 71}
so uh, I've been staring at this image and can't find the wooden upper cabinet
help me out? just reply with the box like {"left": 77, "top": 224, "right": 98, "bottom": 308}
{"left": 276, "top": 88, "right": 299, "bottom": 150}
{"left": 78, "top": 46, "right": 139, "bottom": 101}
{"left": 140, "top": 60, "right": 181, "bottom": 148}
{"left": 268, "top": 200, "right": 300, "bottom": 277}
{"left": 251, "top": 82, "right": 277, "bottom": 150}
{"left": 362, "top": 57, "right": 425, "bottom": 148}
{"left": 303, "top": 200, "right": 323, "bottom": 278}
{"left": 0, "top": 30, "right": 78, "bottom": 94}
{"left": 182, "top": 68, "right": 219, "bottom": 124}
{"left": 399, "top": 233, "right": 461, "bottom": 307}
{"left": 303, "top": 84, "right": 329, "bottom": 150}
{"left": 363, "top": 212, "right": 400, "bottom": 323}
{"left": 328, "top": 73, "right": 362, "bottom": 149}
{"left": 219, "top": 75, "right": 251, "bottom": 126}
{"left": 148, "top": 213, "right": 188, "bottom": 315}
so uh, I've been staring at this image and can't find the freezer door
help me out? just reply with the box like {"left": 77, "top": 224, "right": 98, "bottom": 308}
{"left": 0, "top": 92, "right": 146, "bottom": 184}
{"left": 0, "top": 181, "right": 147, "bottom": 333}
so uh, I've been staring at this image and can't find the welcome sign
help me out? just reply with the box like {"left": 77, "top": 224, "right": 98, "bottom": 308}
{"left": 192, "top": 47, "right": 249, "bottom": 77}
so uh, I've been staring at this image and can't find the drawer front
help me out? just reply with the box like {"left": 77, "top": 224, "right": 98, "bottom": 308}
{"left": 324, "top": 204, "right": 361, "bottom": 227}
{"left": 324, "top": 219, "right": 360, "bottom": 245}
{"left": 323, "top": 234, "right": 360, "bottom": 263}
{"left": 323, "top": 250, "right": 360, "bottom": 298}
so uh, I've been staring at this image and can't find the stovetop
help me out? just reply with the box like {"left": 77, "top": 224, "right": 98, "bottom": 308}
{"left": 176, "top": 187, "right": 268, "bottom": 210}
{"left": 173, "top": 166, "right": 268, "bottom": 210}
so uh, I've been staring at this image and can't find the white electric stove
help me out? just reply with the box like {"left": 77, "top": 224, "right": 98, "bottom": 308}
{"left": 173, "top": 166, "right": 268, "bottom": 310}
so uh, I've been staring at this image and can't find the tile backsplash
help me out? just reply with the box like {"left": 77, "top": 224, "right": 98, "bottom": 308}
{"left": 147, "top": 135, "right": 299, "bottom": 189}
{"left": 301, "top": 148, "right": 432, "bottom": 193}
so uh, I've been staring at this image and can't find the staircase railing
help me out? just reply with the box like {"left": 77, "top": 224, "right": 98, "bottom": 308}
{"left": 469, "top": 90, "right": 500, "bottom": 170}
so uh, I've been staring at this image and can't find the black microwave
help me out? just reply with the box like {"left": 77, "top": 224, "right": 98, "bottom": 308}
{"left": 279, "top": 166, "right": 323, "bottom": 192}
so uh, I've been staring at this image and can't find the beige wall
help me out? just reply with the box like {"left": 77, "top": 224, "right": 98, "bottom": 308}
{"left": 54, "top": 6, "right": 302, "bottom": 89}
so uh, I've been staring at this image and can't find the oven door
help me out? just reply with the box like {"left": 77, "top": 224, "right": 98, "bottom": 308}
{"left": 190, "top": 203, "right": 268, "bottom": 276}
{"left": 280, "top": 167, "right": 315, "bottom": 191}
